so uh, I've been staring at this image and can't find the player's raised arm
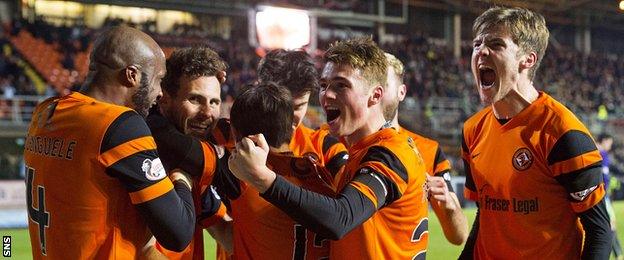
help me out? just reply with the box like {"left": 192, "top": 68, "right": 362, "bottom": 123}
{"left": 230, "top": 131, "right": 419, "bottom": 242}
{"left": 427, "top": 174, "right": 468, "bottom": 245}
{"left": 101, "top": 111, "right": 195, "bottom": 251}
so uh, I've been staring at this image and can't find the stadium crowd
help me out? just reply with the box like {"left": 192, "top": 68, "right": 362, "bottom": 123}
{"left": 1, "top": 16, "right": 624, "bottom": 183}
{"left": 2, "top": 17, "right": 624, "bottom": 117}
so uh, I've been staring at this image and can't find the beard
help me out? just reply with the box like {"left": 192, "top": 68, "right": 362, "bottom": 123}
{"left": 132, "top": 72, "right": 152, "bottom": 118}
{"left": 382, "top": 99, "right": 399, "bottom": 122}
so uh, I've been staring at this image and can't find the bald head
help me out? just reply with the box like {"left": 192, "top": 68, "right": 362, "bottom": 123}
{"left": 89, "top": 25, "right": 164, "bottom": 74}
{"left": 83, "top": 25, "right": 166, "bottom": 117}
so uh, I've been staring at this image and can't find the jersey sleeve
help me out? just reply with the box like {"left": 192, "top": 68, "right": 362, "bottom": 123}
{"left": 198, "top": 185, "right": 228, "bottom": 228}
{"left": 198, "top": 141, "right": 218, "bottom": 187}
{"left": 432, "top": 146, "right": 452, "bottom": 176}
{"left": 350, "top": 146, "right": 409, "bottom": 207}
{"left": 432, "top": 145, "right": 454, "bottom": 192}
{"left": 209, "top": 118, "right": 235, "bottom": 149}
{"left": 98, "top": 111, "right": 173, "bottom": 204}
{"left": 547, "top": 130, "right": 605, "bottom": 212}
{"left": 321, "top": 134, "right": 349, "bottom": 176}
{"left": 461, "top": 129, "right": 478, "bottom": 201}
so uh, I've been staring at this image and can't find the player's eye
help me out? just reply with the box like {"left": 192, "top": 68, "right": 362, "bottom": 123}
{"left": 189, "top": 96, "right": 200, "bottom": 104}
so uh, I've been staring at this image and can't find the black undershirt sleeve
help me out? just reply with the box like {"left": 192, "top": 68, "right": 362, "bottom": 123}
{"left": 579, "top": 198, "right": 612, "bottom": 260}
{"left": 135, "top": 182, "right": 195, "bottom": 252}
{"left": 146, "top": 107, "right": 205, "bottom": 176}
{"left": 211, "top": 148, "right": 242, "bottom": 200}
{"left": 198, "top": 185, "right": 224, "bottom": 223}
{"left": 260, "top": 168, "right": 400, "bottom": 240}
{"left": 102, "top": 112, "right": 195, "bottom": 252}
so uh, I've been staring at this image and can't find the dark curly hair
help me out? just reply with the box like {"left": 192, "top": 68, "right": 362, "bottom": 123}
{"left": 257, "top": 49, "right": 319, "bottom": 97}
{"left": 230, "top": 81, "right": 293, "bottom": 147}
{"left": 161, "top": 46, "right": 228, "bottom": 97}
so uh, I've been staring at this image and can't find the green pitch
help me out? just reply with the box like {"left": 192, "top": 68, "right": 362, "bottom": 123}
{"left": 4, "top": 201, "right": 624, "bottom": 259}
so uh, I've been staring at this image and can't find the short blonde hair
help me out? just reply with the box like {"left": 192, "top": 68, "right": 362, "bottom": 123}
{"left": 385, "top": 52, "right": 404, "bottom": 82}
{"left": 324, "top": 37, "right": 387, "bottom": 88}
{"left": 473, "top": 7, "right": 549, "bottom": 80}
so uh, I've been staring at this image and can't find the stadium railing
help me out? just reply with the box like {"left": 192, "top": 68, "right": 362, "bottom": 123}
{"left": 0, "top": 95, "right": 50, "bottom": 126}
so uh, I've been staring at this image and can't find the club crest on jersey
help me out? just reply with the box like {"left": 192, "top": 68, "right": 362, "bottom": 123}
{"left": 142, "top": 158, "right": 166, "bottom": 181}
{"left": 407, "top": 137, "right": 424, "bottom": 166}
{"left": 512, "top": 148, "right": 533, "bottom": 171}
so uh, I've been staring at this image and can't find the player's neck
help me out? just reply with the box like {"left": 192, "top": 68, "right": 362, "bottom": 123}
{"left": 390, "top": 113, "right": 400, "bottom": 129}
{"left": 269, "top": 143, "right": 291, "bottom": 153}
{"left": 80, "top": 83, "right": 126, "bottom": 106}
{"left": 492, "top": 82, "right": 539, "bottom": 120}
{"left": 344, "top": 111, "right": 386, "bottom": 147}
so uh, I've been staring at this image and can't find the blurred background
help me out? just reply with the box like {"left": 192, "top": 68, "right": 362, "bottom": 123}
{"left": 0, "top": 0, "right": 623, "bottom": 230}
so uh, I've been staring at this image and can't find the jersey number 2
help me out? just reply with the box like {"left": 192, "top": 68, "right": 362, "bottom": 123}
{"left": 26, "top": 166, "right": 50, "bottom": 255}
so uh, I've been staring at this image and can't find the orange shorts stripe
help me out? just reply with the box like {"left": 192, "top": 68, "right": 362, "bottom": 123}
{"left": 129, "top": 178, "right": 174, "bottom": 204}
{"left": 99, "top": 136, "right": 156, "bottom": 167}
{"left": 549, "top": 150, "right": 602, "bottom": 176}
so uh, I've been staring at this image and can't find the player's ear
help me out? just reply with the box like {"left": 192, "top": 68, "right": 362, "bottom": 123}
{"left": 369, "top": 85, "right": 383, "bottom": 106}
{"left": 398, "top": 84, "right": 407, "bottom": 102}
{"left": 158, "top": 90, "right": 171, "bottom": 108}
{"left": 121, "top": 65, "right": 141, "bottom": 88}
{"left": 520, "top": 51, "right": 537, "bottom": 70}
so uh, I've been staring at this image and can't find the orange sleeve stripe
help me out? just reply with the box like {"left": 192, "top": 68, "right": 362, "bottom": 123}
{"left": 464, "top": 188, "right": 478, "bottom": 201}
{"left": 433, "top": 160, "right": 451, "bottom": 176}
{"left": 571, "top": 184, "right": 605, "bottom": 213}
{"left": 549, "top": 150, "right": 602, "bottom": 176}
{"left": 99, "top": 136, "right": 156, "bottom": 167}
{"left": 324, "top": 144, "right": 347, "bottom": 165}
{"left": 129, "top": 177, "right": 174, "bottom": 204}
{"left": 350, "top": 181, "right": 379, "bottom": 208}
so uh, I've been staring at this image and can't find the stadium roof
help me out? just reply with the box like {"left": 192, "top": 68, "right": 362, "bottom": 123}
{"left": 407, "top": 0, "right": 624, "bottom": 29}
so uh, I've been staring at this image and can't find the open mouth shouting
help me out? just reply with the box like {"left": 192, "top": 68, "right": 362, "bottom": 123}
{"left": 479, "top": 66, "right": 497, "bottom": 90}
{"left": 324, "top": 106, "right": 341, "bottom": 125}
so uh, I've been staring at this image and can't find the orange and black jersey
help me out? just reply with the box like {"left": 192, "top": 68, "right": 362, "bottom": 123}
{"left": 290, "top": 124, "right": 349, "bottom": 176}
{"left": 262, "top": 128, "right": 429, "bottom": 259}
{"left": 399, "top": 126, "right": 453, "bottom": 191}
{"left": 24, "top": 92, "right": 194, "bottom": 259}
{"left": 461, "top": 92, "right": 611, "bottom": 259}
{"left": 209, "top": 118, "right": 235, "bottom": 150}
{"left": 146, "top": 107, "right": 224, "bottom": 260}
{"left": 216, "top": 152, "right": 335, "bottom": 259}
